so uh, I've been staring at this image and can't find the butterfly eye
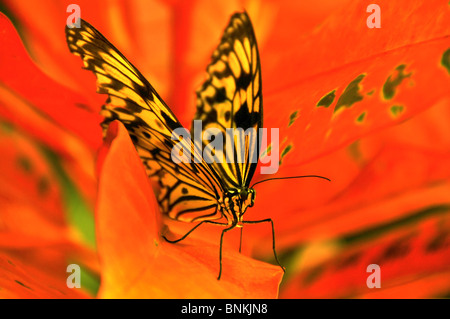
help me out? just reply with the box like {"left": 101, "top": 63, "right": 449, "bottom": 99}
{"left": 243, "top": 189, "right": 255, "bottom": 207}
{"left": 251, "top": 190, "right": 257, "bottom": 206}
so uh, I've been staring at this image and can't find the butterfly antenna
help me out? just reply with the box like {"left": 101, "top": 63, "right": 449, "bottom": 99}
{"left": 250, "top": 175, "right": 331, "bottom": 188}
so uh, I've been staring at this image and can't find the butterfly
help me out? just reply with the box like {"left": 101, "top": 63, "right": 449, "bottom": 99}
{"left": 66, "top": 11, "right": 322, "bottom": 279}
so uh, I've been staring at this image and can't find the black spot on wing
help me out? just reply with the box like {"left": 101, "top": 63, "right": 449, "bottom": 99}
{"left": 204, "top": 108, "right": 218, "bottom": 125}
{"left": 163, "top": 139, "right": 173, "bottom": 149}
{"left": 129, "top": 134, "right": 138, "bottom": 144}
{"left": 205, "top": 86, "right": 228, "bottom": 106}
{"left": 234, "top": 103, "right": 260, "bottom": 129}
{"left": 214, "top": 87, "right": 227, "bottom": 103}
{"left": 150, "top": 148, "right": 161, "bottom": 156}
{"left": 161, "top": 112, "right": 180, "bottom": 130}
{"left": 236, "top": 71, "right": 252, "bottom": 89}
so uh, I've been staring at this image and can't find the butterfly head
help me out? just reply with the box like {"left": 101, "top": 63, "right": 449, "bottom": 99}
{"left": 224, "top": 187, "right": 256, "bottom": 223}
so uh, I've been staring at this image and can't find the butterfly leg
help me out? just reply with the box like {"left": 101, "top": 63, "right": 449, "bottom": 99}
{"left": 218, "top": 224, "right": 237, "bottom": 280}
{"left": 162, "top": 220, "right": 227, "bottom": 244}
{"left": 241, "top": 219, "right": 285, "bottom": 273}
{"left": 164, "top": 220, "right": 234, "bottom": 280}
{"left": 239, "top": 227, "right": 243, "bottom": 254}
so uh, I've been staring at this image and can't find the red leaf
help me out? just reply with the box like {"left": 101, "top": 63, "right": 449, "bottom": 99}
{"left": 280, "top": 212, "right": 450, "bottom": 298}
{"left": 0, "top": 12, "right": 103, "bottom": 151}
{"left": 255, "top": 1, "right": 450, "bottom": 168}
{"left": 0, "top": 252, "right": 89, "bottom": 298}
{"left": 0, "top": 127, "right": 66, "bottom": 228}
{"left": 242, "top": 100, "right": 450, "bottom": 256}
{"left": 1, "top": 0, "right": 172, "bottom": 112}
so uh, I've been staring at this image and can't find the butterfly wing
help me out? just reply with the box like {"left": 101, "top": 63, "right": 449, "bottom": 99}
{"left": 193, "top": 12, "right": 263, "bottom": 189}
{"left": 66, "top": 20, "right": 225, "bottom": 222}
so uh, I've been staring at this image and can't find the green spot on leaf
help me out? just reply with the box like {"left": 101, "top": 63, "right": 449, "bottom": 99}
{"left": 356, "top": 112, "right": 366, "bottom": 123}
{"left": 390, "top": 105, "right": 404, "bottom": 117}
{"left": 303, "top": 265, "right": 325, "bottom": 286}
{"left": 366, "top": 89, "right": 375, "bottom": 96}
{"left": 382, "top": 64, "right": 412, "bottom": 100}
{"left": 316, "top": 90, "right": 336, "bottom": 108}
{"left": 335, "top": 74, "right": 366, "bottom": 113}
{"left": 17, "top": 156, "right": 33, "bottom": 173}
{"left": 441, "top": 48, "right": 450, "bottom": 75}
{"left": 37, "top": 176, "right": 50, "bottom": 196}
{"left": 279, "top": 144, "right": 292, "bottom": 164}
{"left": 288, "top": 111, "right": 299, "bottom": 127}
{"left": 15, "top": 280, "right": 32, "bottom": 290}
{"left": 0, "top": 121, "right": 14, "bottom": 133}
{"left": 260, "top": 144, "right": 272, "bottom": 158}
{"left": 347, "top": 140, "right": 363, "bottom": 163}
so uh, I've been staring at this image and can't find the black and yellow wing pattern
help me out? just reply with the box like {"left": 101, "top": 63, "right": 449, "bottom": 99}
{"left": 66, "top": 11, "right": 262, "bottom": 223}
{"left": 194, "top": 12, "right": 263, "bottom": 190}
{"left": 66, "top": 19, "right": 225, "bottom": 223}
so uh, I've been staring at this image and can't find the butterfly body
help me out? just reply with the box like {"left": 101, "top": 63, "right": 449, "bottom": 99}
{"left": 219, "top": 187, "right": 256, "bottom": 225}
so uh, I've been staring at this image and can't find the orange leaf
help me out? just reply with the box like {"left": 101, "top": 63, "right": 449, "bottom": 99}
{"left": 0, "top": 127, "right": 65, "bottom": 228}
{"left": 242, "top": 100, "right": 450, "bottom": 257}
{"left": 280, "top": 212, "right": 450, "bottom": 298}
{"left": 1, "top": 0, "right": 172, "bottom": 110}
{"left": 0, "top": 12, "right": 103, "bottom": 151}
{"left": 256, "top": 1, "right": 450, "bottom": 168}
{"left": 0, "top": 252, "right": 89, "bottom": 298}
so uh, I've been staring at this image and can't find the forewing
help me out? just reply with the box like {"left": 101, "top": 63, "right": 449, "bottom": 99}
{"left": 193, "top": 12, "right": 263, "bottom": 189}
{"left": 66, "top": 20, "right": 224, "bottom": 222}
